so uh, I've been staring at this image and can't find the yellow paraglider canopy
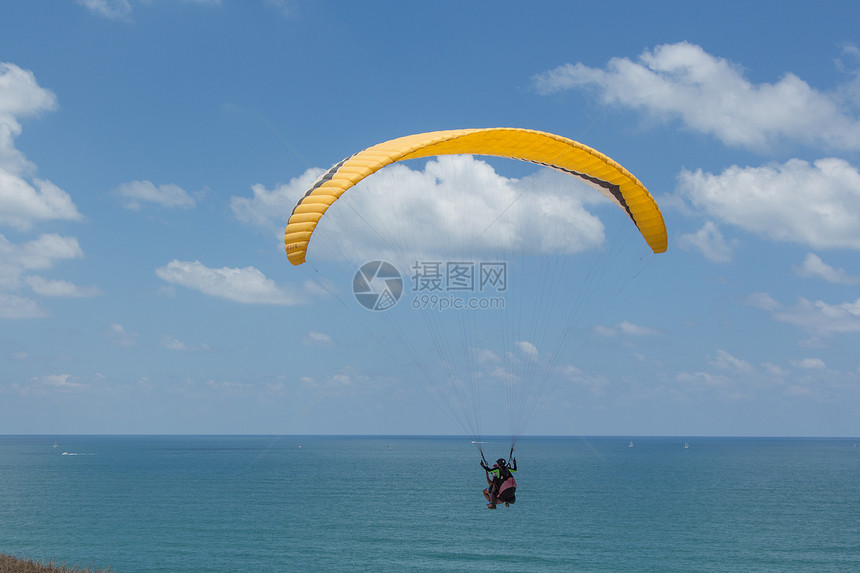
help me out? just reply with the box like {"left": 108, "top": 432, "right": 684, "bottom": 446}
{"left": 285, "top": 128, "right": 667, "bottom": 265}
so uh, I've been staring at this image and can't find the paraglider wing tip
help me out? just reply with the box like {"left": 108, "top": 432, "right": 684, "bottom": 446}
{"left": 285, "top": 244, "right": 306, "bottom": 265}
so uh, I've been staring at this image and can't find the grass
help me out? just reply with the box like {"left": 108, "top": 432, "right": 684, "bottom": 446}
{"left": 0, "top": 554, "right": 110, "bottom": 573}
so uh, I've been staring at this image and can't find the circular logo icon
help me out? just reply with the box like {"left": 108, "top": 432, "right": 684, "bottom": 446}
{"left": 353, "top": 261, "right": 403, "bottom": 311}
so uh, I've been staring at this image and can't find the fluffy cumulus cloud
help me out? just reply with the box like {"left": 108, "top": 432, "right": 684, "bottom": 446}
{"left": 709, "top": 349, "right": 755, "bottom": 373}
{"left": 676, "top": 158, "right": 860, "bottom": 250}
{"left": 233, "top": 156, "right": 612, "bottom": 263}
{"left": 533, "top": 43, "right": 860, "bottom": 258}
{"left": 559, "top": 364, "right": 609, "bottom": 396}
{"left": 155, "top": 259, "right": 310, "bottom": 305}
{"left": 0, "top": 234, "right": 83, "bottom": 279}
{"left": 0, "top": 175, "right": 82, "bottom": 230}
{"left": 792, "top": 357, "right": 827, "bottom": 370}
{"left": 0, "top": 292, "right": 45, "bottom": 319}
{"left": 230, "top": 168, "right": 323, "bottom": 236}
{"left": 40, "top": 373, "right": 89, "bottom": 390}
{"left": 0, "top": 233, "right": 98, "bottom": 316}
{"left": 25, "top": 276, "right": 102, "bottom": 297}
{"left": 515, "top": 340, "right": 539, "bottom": 357}
{"left": 0, "top": 63, "right": 58, "bottom": 174}
{"left": 112, "top": 180, "right": 197, "bottom": 210}
{"left": 0, "top": 64, "right": 80, "bottom": 230}
{"left": 9, "top": 373, "right": 93, "bottom": 395}
{"left": 677, "top": 221, "right": 736, "bottom": 263}
{"left": 0, "top": 64, "right": 92, "bottom": 318}
{"left": 794, "top": 253, "right": 860, "bottom": 285}
{"left": 533, "top": 42, "right": 860, "bottom": 152}
{"left": 747, "top": 292, "right": 860, "bottom": 336}
{"left": 672, "top": 347, "right": 843, "bottom": 403}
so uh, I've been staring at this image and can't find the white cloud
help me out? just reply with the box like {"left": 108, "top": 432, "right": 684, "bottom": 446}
{"left": 533, "top": 42, "right": 860, "bottom": 152}
{"left": 155, "top": 259, "right": 309, "bottom": 305}
{"left": 836, "top": 43, "right": 860, "bottom": 107}
{"left": 593, "top": 321, "right": 658, "bottom": 337}
{"left": 0, "top": 292, "right": 46, "bottom": 318}
{"left": 160, "top": 334, "right": 187, "bottom": 350}
{"left": 798, "top": 336, "right": 827, "bottom": 349}
{"left": 678, "top": 221, "right": 735, "bottom": 262}
{"left": 9, "top": 373, "right": 94, "bottom": 394}
{"left": 0, "top": 175, "right": 82, "bottom": 230}
{"left": 40, "top": 373, "right": 89, "bottom": 390}
{"left": 159, "top": 334, "right": 211, "bottom": 351}
{"left": 676, "top": 158, "right": 860, "bottom": 250}
{"left": 25, "top": 276, "right": 103, "bottom": 297}
{"left": 0, "top": 63, "right": 80, "bottom": 230}
{"left": 235, "top": 156, "right": 611, "bottom": 263}
{"left": 748, "top": 292, "right": 860, "bottom": 336}
{"left": 0, "top": 234, "right": 84, "bottom": 297}
{"left": 475, "top": 347, "right": 499, "bottom": 364}
{"left": 515, "top": 340, "right": 539, "bottom": 357}
{"left": 112, "top": 180, "right": 197, "bottom": 210}
{"left": 302, "top": 331, "right": 333, "bottom": 346}
{"left": 0, "top": 63, "right": 58, "bottom": 175}
{"left": 673, "top": 344, "right": 852, "bottom": 403}
{"left": 0, "top": 233, "right": 82, "bottom": 274}
{"left": 746, "top": 292, "right": 781, "bottom": 312}
{"left": 560, "top": 364, "right": 609, "bottom": 395}
{"left": 793, "top": 357, "right": 827, "bottom": 370}
{"left": 107, "top": 323, "right": 138, "bottom": 347}
{"left": 230, "top": 168, "right": 322, "bottom": 235}
{"left": 77, "top": 0, "right": 223, "bottom": 21}
{"left": 0, "top": 64, "right": 87, "bottom": 319}
{"left": 762, "top": 362, "right": 788, "bottom": 377}
{"left": 76, "top": 0, "right": 132, "bottom": 20}
{"left": 709, "top": 349, "right": 755, "bottom": 373}
{"left": 676, "top": 371, "right": 735, "bottom": 389}
{"left": 794, "top": 253, "right": 860, "bottom": 284}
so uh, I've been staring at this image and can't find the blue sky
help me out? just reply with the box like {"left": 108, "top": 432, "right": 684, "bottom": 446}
{"left": 2, "top": 0, "right": 859, "bottom": 436}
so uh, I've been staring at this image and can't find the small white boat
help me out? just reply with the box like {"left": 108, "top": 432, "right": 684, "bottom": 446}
{"left": 628, "top": 440, "right": 634, "bottom": 448}
{"left": 684, "top": 441, "right": 689, "bottom": 449}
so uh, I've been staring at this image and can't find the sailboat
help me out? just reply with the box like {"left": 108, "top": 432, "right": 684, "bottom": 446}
{"left": 628, "top": 440, "right": 634, "bottom": 448}
{"left": 684, "top": 441, "right": 689, "bottom": 449}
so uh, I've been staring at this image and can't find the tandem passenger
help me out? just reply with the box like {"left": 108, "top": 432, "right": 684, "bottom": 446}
{"left": 480, "top": 457, "right": 517, "bottom": 509}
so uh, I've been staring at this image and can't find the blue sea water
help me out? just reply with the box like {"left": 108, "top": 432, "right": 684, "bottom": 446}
{"left": 1, "top": 436, "right": 859, "bottom": 572}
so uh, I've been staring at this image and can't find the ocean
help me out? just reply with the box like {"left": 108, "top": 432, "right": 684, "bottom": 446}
{"left": 1, "top": 435, "right": 858, "bottom": 572}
